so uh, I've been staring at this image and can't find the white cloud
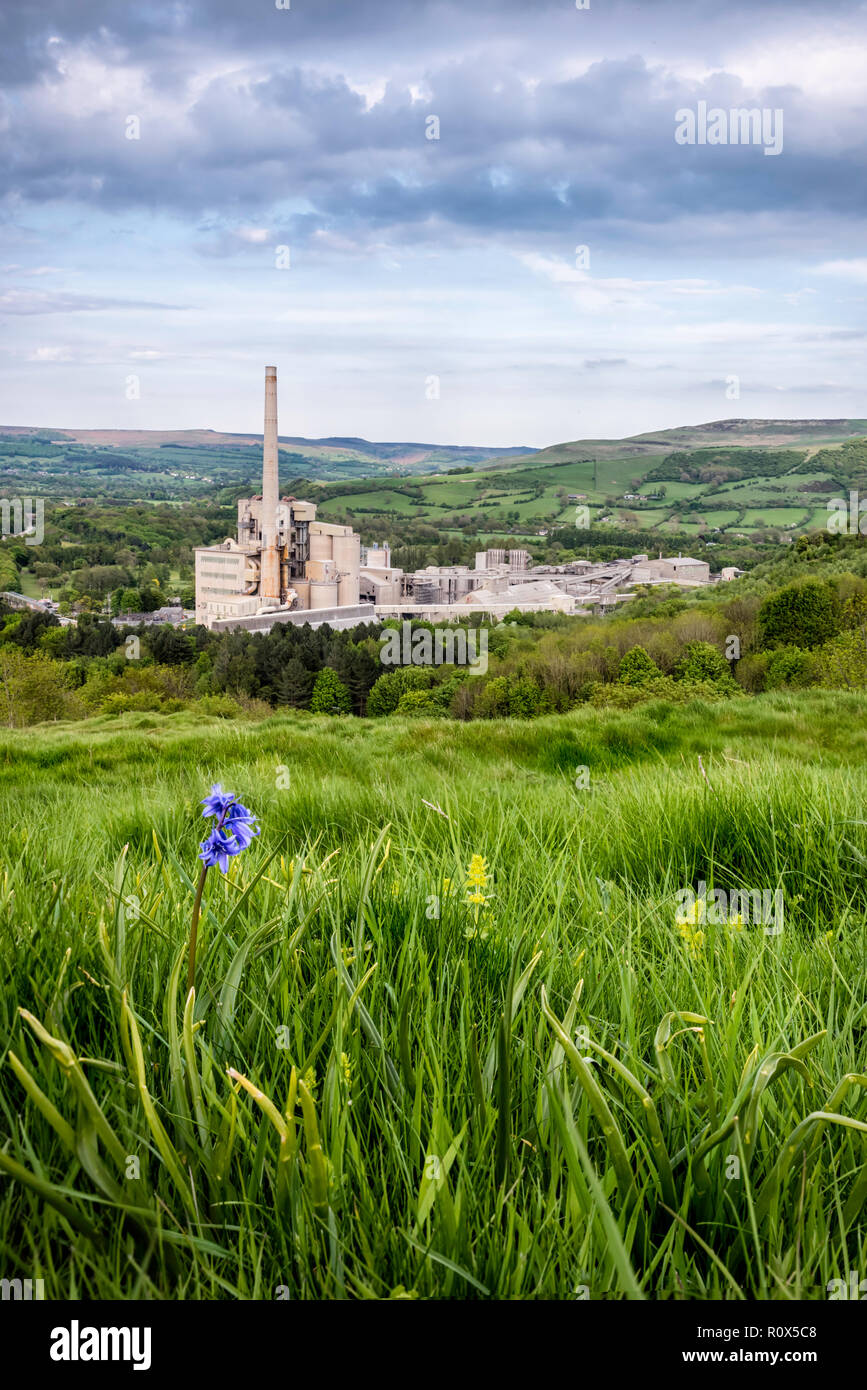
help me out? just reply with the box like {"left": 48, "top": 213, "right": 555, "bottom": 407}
{"left": 518, "top": 254, "right": 760, "bottom": 313}
{"left": 816, "top": 259, "right": 867, "bottom": 283}
{"left": 729, "top": 36, "right": 867, "bottom": 104}
{"left": 27, "top": 345, "right": 74, "bottom": 361}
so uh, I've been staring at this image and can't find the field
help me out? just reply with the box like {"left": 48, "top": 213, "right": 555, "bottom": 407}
{"left": 1, "top": 692, "right": 866, "bottom": 1300}
{"left": 0, "top": 430, "right": 534, "bottom": 501}
{"left": 5, "top": 420, "right": 865, "bottom": 551}
{"left": 311, "top": 431, "right": 867, "bottom": 546}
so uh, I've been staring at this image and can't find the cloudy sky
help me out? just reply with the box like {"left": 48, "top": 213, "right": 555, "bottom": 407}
{"left": 1, "top": 0, "right": 866, "bottom": 446}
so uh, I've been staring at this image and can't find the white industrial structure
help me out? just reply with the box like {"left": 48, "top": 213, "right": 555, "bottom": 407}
{"left": 375, "top": 551, "right": 714, "bottom": 620}
{"left": 195, "top": 367, "right": 720, "bottom": 632}
{"left": 195, "top": 367, "right": 365, "bottom": 628}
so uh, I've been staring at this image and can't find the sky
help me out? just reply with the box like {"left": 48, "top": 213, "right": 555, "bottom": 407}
{"left": 1, "top": 0, "right": 866, "bottom": 447}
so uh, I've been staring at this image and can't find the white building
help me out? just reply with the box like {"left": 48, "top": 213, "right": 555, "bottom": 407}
{"left": 195, "top": 367, "right": 364, "bottom": 628}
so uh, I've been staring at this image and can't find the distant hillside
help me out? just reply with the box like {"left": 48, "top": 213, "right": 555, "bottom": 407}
{"left": 308, "top": 418, "right": 867, "bottom": 548}
{"left": 0, "top": 425, "right": 534, "bottom": 481}
{"left": 490, "top": 418, "right": 867, "bottom": 472}
{"left": 1, "top": 417, "right": 865, "bottom": 545}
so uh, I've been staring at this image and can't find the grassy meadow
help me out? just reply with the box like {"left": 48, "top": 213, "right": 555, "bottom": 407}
{"left": 1, "top": 691, "right": 866, "bottom": 1300}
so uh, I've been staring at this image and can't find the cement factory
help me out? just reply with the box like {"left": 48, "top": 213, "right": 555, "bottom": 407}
{"left": 194, "top": 367, "right": 734, "bottom": 632}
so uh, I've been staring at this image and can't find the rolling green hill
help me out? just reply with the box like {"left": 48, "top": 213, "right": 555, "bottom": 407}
{"left": 310, "top": 421, "right": 867, "bottom": 545}
{"left": 2, "top": 418, "right": 865, "bottom": 552}
{"left": 0, "top": 427, "right": 535, "bottom": 498}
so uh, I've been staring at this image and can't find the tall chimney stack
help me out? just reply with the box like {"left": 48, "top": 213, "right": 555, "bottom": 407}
{"left": 259, "top": 364, "right": 281, "bottom": 604}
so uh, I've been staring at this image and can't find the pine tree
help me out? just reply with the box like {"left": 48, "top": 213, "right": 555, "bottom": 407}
{"left": 274, "top": 657, "right": 312, "bottom": 708}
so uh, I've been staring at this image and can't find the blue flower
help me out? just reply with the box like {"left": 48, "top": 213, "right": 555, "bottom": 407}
{"left": 224, "top": 816, "right": 259, "bottom": 851}
{"left": 198, "top": 785, "right": 259, "bottom": 873}
{"left": 201, "top": 783, "right": 235, "bottom": 819}
{"left": 189, "top": 785, "right": 260, "bottom": 994}
{"left": 223, "top": 800, "right": 257, "bottom": 829}
{"left": 199, "top": 828, "right": 237, "bottom": 874}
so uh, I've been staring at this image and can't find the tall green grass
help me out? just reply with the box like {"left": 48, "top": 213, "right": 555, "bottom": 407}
{"left": 0, "top": 691, "right": 865, "bottom": 1298}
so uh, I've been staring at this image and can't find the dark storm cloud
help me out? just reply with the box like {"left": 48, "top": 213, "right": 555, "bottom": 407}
{"left": 2, "top": 50, "right": 865, "bottom": 258}
{"left": 0, "top": 0, "right": 863, "bottom": 84}
{"left": 0, "top": 0, "right": 865, "bottom": 265}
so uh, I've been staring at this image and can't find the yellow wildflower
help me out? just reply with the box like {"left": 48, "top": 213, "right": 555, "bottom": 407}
{"left": 341, "top": 1052, "right": 351, "bottom": 1085}
{"left": 466, "top": 854, "right": 488, "bottom": 889}
{"left": 675, "top": 897, "right": 705, "bottom": 928}
{"left": 675, "top": 919, "right": 705, "bottom": 954}
{"left": 464, "top": 853, "right": 493, "bottom": 932}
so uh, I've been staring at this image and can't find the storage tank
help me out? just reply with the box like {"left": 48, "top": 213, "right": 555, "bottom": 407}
{"left": 292, "top": 579, "right": 311, "bottom": 609}
{"left": 454, "top": 572, "right": 474, "bottom": 599}
{"left": 333, "top": 532, "right": 360, "bottom": 574}
{"left": 309, "top": 529, "right": 333, "bottom": 562}
{"left": 309, "top": 580, "right": 339, "bottom": 610}
{"left": 306, "top": 558, "right": 337, "bottom": 582}
{"left": 338, "top": 574, "right": 359, "bottom": 606}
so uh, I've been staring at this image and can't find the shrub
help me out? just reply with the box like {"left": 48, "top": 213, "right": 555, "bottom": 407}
{"left": 367, "top": 665, "right": 436, "bottom": 717}
{"left": 815, "top": 629, "right": 867, "bottom": 689}
{"left": 0, "top": 649, "right": 84, "bottom": 726}
{"left": 395, "top": 689, "right": 444, "bottom": 716}
{"left": 618, "top": 646, "right": 661, "bottom": 686}
{"left": 673, "top": 640, "right": 737, "bottom": 689}
{"left": 589, "top": 676, "right": 740, "bottom": 709}
{"left": 197, "top": 694, "right": 243, "bottom": 718}
{"left": 733, "top": 652, "right": 769, "bottom": 693}
{"left": 758, "top": 578, "right": 839, "bottom": 650}
{"left": 475, "top": 675, "right": 552, "bottom": 718}
{"left": 310, "top": 666, "right": 352, "bottom": 715}
{"left": 764, "top": 646, "right": 817, "bottom": 691}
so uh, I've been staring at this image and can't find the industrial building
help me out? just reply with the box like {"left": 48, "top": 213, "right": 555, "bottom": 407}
{"left": 376, "top": 552, "right": 715, "bottom": 620}
{"left": 631, "top": 555, "right": 710, "bottom": 584}
{"left": 195, "top": 367, "right": 365, "bottom": 628}
{"left": 195, "top": 367, "right": 721, "bottom": 632}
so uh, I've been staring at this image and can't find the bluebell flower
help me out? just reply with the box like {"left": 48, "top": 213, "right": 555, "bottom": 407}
{"left": 199, "top": 828, "right": 238, "bottom": 874}
{"left": 223, "top": 816, "right": 259, "bottom": 852}
{"left": 223, "top": 800, "right": 258, "bottom": 831}
{"left": 189, "top": 784, "right": 260, "bottom": 993}
{"left": 201, "top": 783, "right": 236, "bottom": 819}
{"left": 198, "top": 784, "right": 259, "bottom": 873}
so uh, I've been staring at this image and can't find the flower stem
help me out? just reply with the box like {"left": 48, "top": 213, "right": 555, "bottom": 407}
{"left": 187, "top": 862, "right": 209, "bottom": 998}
